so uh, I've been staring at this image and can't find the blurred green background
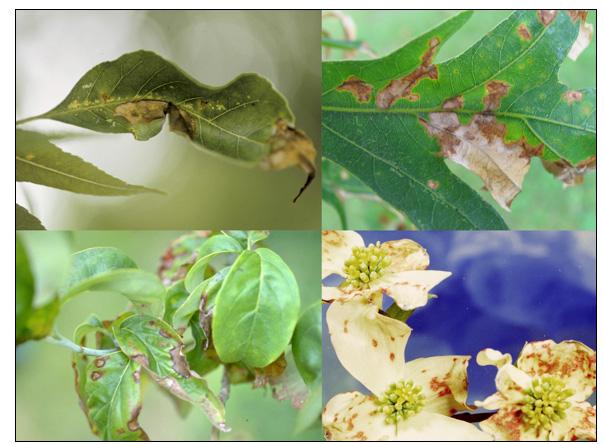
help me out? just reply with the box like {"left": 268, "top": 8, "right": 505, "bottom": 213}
{"left": 322, "top": 10, "right": 596, "bottom": 230}
{"left": 16, "top": 11, "right": 321, "bottom": 230}
{"left": 16, "top": 230, "right": 321, "bottom": 441}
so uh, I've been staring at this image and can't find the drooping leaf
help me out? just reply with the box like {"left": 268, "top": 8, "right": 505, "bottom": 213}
{"left": 291, "top": 302, "right": 322, "bottom": 384}
{"left": 112, "top": 314, "right": 228, "bottom": 431}
{"left": 72, "top": 316, "right": 110, "bottom": 433}
{"left": 184, "top": 234, "right": 243, "bottom": 291}
{"left": 323, "top": 10, "right": 595, "bottom": 229}
{"left": 16, "top": 129, "right": 159, "bottom": 196}
{"left": 173, "top": 266, "right": 230, "bottom": 328}
{"left": 322, "top": 186, "right": 347, "bottom": 230}
{"left": 157, "top": 231, "right": 210, "bottom": 286}
{"left": 16, "top": 236, "right": 35, "bottom": 340}
{"left": 84, "top": 352, "right": 148, "bottom": 441}
{"left": 163, "top": 281, "right": 189, "bottom": 325}
{"left": 61, "top": 247, "right": 165, "bottom": 316}
{"left": 186, "top": 313, "right": 220, "bottom": 377}
{"left": 26, "top": 50, "right": 316, "bottom": 198}
{"left": 16, "top": 203, "right": 45, "bottom": 230}
{"left": 16, "top": 237, "right": 60, "bottom": 345}
{"left": 212, "top": 248, "right": 300, "bottom": 368}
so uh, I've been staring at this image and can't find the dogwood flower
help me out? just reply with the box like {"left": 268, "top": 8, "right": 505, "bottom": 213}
{"left": 322, "top": 230, "right": 451, "bottom": 310}
{"left": 475, "top": 340, "right": 596, "bottom": 441}
{"left": 323, "top": 295, "right": 491, "bottom": 441}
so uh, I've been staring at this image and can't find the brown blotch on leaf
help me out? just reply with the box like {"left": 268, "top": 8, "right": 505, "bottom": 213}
{"left": 537, "top": 10, "right": 557, "bottom": 26}
{"left": 517, "top": 23, "right": 532, "bottom": 40}
{"left": 376, "top": 37, "right": 440, "bottom": 108}
{"left": 132, "top": 370, "right": 141, "bottom": 384}
{"left": 168, "top": 105, "right": 196, "bottom": 137}
{"left": 442, "top": 96, "right": 464, "bottom": 110}
{"left": 371, "top": 339, "right": 378, "bottom": 347}
{"left": 131, "top": 354, "right": 150, "bottom": 368}
{"left": 114, "top": 100, "right": 168, "bottom": 125}
{"left": 389, "top": 353, "right": 395, "bottom": 362}
{"left": 261, "top": 119, "right": 317, "bottom": 203}
{"left": 94, "top": 357, "right": 106, "bottom": 368}
{"left": 542, "top": 156, "right": 595, "bottom": 186}
{"left": 421, "top": 112, "right": 543, "bottom": 210}
{"left": 90, "top": 371, "right": 103, "bottom": 381}
{"left": 337, "top": 76, "right": 373, "bottom": 103}
{"left": 483, "top": 80, "right": 510, "bottom": 111}
{"left": 427, "top": 179, "right": 440, "bottom": 190}
{"left": 567, "top": 10, "right": 588, "bottom": 22}
{"left": 563, "top": 90, "right": 583, "bottom": 105}
{"left": 159, "top": 328, "right": 172, "bottom": 339}
{"left": 169, "top": 345, "right": 192, "bottom": 378}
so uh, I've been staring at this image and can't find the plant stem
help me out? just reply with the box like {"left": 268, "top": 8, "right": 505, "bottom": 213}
{"left": 210, "top": 369, "right": 231, "bottom": 441}
{"left": 45, "top": 332, "right": 118, "bottom": 356}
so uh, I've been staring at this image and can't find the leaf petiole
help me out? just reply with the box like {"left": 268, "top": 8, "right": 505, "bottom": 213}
{"left": 45, "top": 331, "right": 118, "bottom": 356}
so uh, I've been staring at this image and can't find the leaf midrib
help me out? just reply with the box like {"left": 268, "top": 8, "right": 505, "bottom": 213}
{"left": 16, "top": 155, "right": 147, "bottom": 192}
{"left": 40, "top": 97, "right": 267, "bottom": 147}
{"left": 322, "top": 121, "right": 482, "bottom": 229}
{"left": 321, "top": 106, "right": 595, "bottom": 134}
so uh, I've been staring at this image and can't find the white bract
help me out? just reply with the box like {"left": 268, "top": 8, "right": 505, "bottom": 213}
{"left": 322, "top": 230, "right": 450, "bottom": 310}
{"left": 475, "top": 340, "right": 596, "bottom": 441}
{"left": 323, "top": 296, "right": 492, "bottom": 441}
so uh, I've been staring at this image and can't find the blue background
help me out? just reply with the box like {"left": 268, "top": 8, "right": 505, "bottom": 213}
{"left": 323, "top": 231, "right": 596, "bottom": 406}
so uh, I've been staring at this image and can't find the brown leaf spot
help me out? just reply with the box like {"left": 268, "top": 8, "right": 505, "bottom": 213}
{"left": 566, "top": 10, "right": 587, "bottom": 22}
{"left": 371, "top": 339, "right": 378, "bottom": 348}
{"left": 90, "top": 371, "right": 103, "bottom": 381}
{"left": 389, "top": 353, "right": 395, "bottom": 362}
{"left": 168, "top": 105, "right": 196, "bottom": 137}
{"left": 169, "top": 345, "right": 192, "bottom": 378}
{"left": 563, "top": 90, "right": 583, "bottom": 105}
{"left": 517, "top": 23, "right": 532, "bottom": 40}
{"left": 114, "top": 100, "right": 168, "bottom": 125}
{"left": 427, "top": 179, "right": 440, "bottom": 190}
{"left": 261, "top": 119, "right": 317, "bottom": 203}
{"left": 422, "top": 113, "right": 542, "bottom": 210}
{"left": 442, "top": 95, "right": 464, "bottom": 110}
{"left": 483, "top": 80, "right": 510, "bottom": 111}
{"left": 93, "top": 357, "right": 106, "bottom": 368}
{"left": 337, "top": 76, "right": 373, "bottom": 102}
{"left": 537, "top": 10, "right": 557, "bottom": 26}
{"left": 132, "top": 370, "right": 141, "bottom": 384}
{"left": 376, "top": 37, "right": 440, "bottom": 108}
{"left": 159, "top": 328, "right": 172, "bottom": 339}
{"left": 131, "top": 354, "right": 150, "bottom": 368}
{"left": 542, "top": 156, "right": 595, "bottom": 186}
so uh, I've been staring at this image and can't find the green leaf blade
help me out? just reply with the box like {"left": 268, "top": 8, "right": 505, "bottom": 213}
{"left": 16, "top": 129, "right": 160, "bottom": 196}
{"left": 16, "top": 203, "right": 45, "bottom": 230}
{"left": 84, "top": 352, "right": 148, "bottom": 441}
{"left": 291, "top": 302, "right": 322, "bottom": 385}
{"left": 113, "top": 314, "right": 227, "bottom": 431}
{"left": 212, "top": 248, "right": 300, "bottom": 368}
{"left": 61, "top": 247, "right": 165, "bottom": 316}
{"left": 322, "top": 10, "right": 594, "bottom": 228}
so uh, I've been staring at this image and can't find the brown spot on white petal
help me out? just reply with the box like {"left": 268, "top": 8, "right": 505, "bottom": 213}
{"left": 389, "top": 353, "right": 395, "bottom": 362}
{"left": 344, "top": 319, "right": 349, "bottom": 333}
{"left": 430, "top": 376, "right": 453, "bottom": 397}
{"left": 371, "top": 339, "right": 378, "bottom": 347}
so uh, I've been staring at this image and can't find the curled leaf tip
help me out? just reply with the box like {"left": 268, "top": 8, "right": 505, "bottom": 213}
{"left": 262, "top": 119, "right": 317, "bottom": 202}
